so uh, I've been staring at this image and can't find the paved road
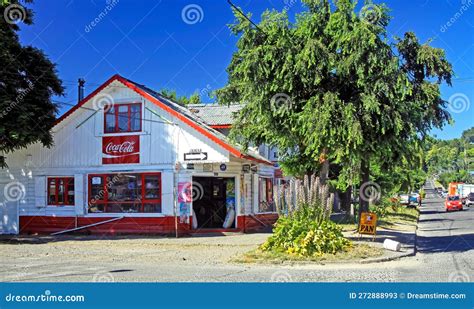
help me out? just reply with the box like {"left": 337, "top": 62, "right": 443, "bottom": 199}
{"left": 1, "top": 180, "right": 473, "bottom": 282}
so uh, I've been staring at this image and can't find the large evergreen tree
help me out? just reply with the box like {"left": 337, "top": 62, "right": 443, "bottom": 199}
{"left": 217, "top": 0, "right": 453, "bottom": 213}
{"left": 0, "top": 0, "right": 64, "bottom": 167}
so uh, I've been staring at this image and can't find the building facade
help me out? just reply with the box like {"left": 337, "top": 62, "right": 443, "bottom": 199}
{"left": 0, "top": 75, "right": 278, "bottom": 235}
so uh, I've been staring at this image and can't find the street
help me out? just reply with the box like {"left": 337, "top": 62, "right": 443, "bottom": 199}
{"left": 1, "top": 181, "right": 473, "bottom": 282}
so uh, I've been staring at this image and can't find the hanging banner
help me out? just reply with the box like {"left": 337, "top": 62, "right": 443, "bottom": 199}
{"left": 102, "top": 135, "right": 140, "bottom": 164}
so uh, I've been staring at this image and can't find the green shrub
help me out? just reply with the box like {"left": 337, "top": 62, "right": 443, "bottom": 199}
{"left": 260, "top": 204, "right": 351, "bottom": 256}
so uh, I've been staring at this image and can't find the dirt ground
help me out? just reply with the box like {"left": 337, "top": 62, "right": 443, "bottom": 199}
{"left": 0, "top": 233, "right": 271, "bottom": 282}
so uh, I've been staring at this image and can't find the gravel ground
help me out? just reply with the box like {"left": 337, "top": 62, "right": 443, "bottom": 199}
{"left": 0, "top": 180, "right": 472, "bottom": 282}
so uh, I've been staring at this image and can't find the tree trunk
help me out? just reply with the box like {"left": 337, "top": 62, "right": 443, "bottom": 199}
{"left": 358, "top": 158, "right": 370, "bottom": 218}
{"left": 339, "top": 186, "right": 352, "bottom": 212}
{"left": 319, "top": 159, "right": 330, "bottom": 185}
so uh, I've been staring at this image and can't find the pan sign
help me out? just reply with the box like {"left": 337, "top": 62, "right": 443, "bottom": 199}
{"left": 102, "top": 135, "right": 140, "bottom": 164}
{"left": 184, "top": 151, "right": 208, "bottom": 161}
{"left": 359, "top": 212, "right": 377, "bottom": 238}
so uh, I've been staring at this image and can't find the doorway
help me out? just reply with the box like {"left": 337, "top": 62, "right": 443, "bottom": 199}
{"left": 192, "top": 177, "right": 235, "bottom": 229}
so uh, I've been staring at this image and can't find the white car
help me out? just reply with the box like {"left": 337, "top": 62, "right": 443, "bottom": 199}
{"left": 399, "top": 194, "right": 410, "bottom": 205}
{"left": 465, "top": 193, "right": 474, "bottom": 207}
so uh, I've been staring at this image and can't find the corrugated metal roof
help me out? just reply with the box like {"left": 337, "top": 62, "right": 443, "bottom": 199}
{"left": 187, "top": 104, "right": 243, "bottom": 126}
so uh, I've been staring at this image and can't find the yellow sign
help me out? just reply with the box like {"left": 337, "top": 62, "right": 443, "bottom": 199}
{"left": 359, "top": 212, "right": 377, "bottom": 237}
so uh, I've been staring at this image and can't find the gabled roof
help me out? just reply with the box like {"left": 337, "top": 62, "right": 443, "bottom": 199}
{"left": 54, "top": 74, "right": 271, "bottom": 165}
{"left": 187, "top": 104, "right": 243, "bottom": 126}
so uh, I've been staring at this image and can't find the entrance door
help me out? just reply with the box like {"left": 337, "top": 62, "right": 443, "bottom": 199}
{"left": 192, "top": 177, "right": 235, "bottom": 229}
{"left": 0, "top": 181, "right": 20, "bottom": 235}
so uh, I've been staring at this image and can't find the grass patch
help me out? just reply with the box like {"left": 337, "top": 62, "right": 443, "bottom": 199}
{"left": 378, "top": 206, "right": 419, "bottom": 228}
{"left": 232, "top": 243, "right": 383, "bottom": 264}
{"left": 334, "top": 206, "right": 419, "bottom": 231}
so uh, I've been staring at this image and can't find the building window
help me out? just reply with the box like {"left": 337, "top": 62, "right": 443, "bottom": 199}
{"left": 258, "top": 177, "right": 275, "bottom": 212}
{"left": 104, "top": 103, "right": 141, "bottom": 133}
{"left": 48, "top": 177, "right": 75, "bottom": 206}
{"left": 88, "top": 173, "right": 161, "bottom": 213}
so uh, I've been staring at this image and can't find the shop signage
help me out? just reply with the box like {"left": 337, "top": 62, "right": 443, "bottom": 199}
{"left": 358, "top": 212, "right": 377, "bottom": 238}
{"left": 203, "top": 163, "right": 213, "bottom": 172}
{"left": 184, "top": 151, "right": 208, "bottom": 161}
{"left": 102, "top": 135, "right": 140, "bottom": 164}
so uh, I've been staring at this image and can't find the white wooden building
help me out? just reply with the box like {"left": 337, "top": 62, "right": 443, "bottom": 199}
{"left": 0, "top": 75, "right": 278, "bottom": 235}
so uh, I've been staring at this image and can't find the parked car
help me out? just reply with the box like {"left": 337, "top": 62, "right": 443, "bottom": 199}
{"left": 445, "top": 195, "right": 463, "bottom": 212}
{"left": 399, "top": 194, "right": 410, "bottom": 205}
{"left": 441, "top": 191, "right": 448, "bottom": 198}
{"left": 465, "top": 192, "right": 474, "bottom": 207}
{"left": 409, "top": 192, "right": 419, "bottom": 204}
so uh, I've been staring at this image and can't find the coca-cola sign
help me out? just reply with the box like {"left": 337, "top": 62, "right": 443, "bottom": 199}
{"left": 102, "top": 135, "right": 140, "bottom": 164}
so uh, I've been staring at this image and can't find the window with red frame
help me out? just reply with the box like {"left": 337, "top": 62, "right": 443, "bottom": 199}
{"left": 88, "top": 173, "right": 161, "bottom": 213}
{"left": 104, "top": 103, "right": 141, "bottom": 133}
{"left": 48, "top": 177, "right": 75, "bottom": 206}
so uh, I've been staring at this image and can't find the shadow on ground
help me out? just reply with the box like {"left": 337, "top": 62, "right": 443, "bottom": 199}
{"left": 416, "top": 233, "right": 474, "bottom": 254}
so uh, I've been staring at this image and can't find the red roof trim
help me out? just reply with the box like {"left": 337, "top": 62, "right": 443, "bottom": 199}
{"left": 210, "top": 124, "right": 232, "bottom": 129}
{"left": 54, "top": 74, "right": 271, "bottom": 165}
{"left": 54, "top": 74, "right": 121, "bottom": 126}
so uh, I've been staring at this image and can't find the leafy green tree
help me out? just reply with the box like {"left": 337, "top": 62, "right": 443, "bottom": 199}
{"left": 0, "top": 0, "right": 64, "bottom": 167}
{"left": 160, "top": 89, "right": 201, "bottom": 105}
{"left": 217, "top": 0, "right": 453, "bottom": 214}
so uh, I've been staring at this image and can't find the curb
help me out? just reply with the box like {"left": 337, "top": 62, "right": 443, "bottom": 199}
{"left": 359, "top": 250, "right": 415, "bottom": 264}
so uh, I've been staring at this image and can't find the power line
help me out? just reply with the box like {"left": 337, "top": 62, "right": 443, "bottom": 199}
{"left": 52, "top": 100, "right": 175, "bottom": 126}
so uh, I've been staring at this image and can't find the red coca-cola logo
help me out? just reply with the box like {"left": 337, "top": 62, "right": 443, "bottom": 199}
{"left": 105, "top": 141, "right": 136, "bottom": 155}
{"left": 102, "top": 135, "right": 140, "bottom": 164}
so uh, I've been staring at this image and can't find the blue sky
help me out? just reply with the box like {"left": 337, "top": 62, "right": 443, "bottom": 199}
{"left": 16, "top": 0, "right": 474, "bottom": 139}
